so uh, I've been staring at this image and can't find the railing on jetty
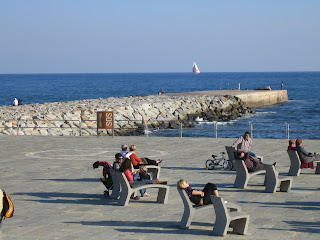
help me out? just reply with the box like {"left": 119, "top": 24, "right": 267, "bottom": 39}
{"left": 0, "top": 119, "right": 319, "bottom": 139}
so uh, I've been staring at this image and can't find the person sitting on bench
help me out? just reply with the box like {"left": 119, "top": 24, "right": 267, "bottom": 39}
{"left": 177, "top": 179, "right": 219, "bottom": 206}
{"left": 295, "top": 138, "right": 319, "bottom": 169}
{"left": 287, "top": 139, "right": 296, "bottom": 150}
{"left": 234, "top": 150, "right": 266, "bottom": 173}
{"left": 126, "top": 145, "right": 162, "bottom": 169}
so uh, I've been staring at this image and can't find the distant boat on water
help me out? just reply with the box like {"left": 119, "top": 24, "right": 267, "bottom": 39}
{"left": 193, "top": 62, "right": 200, "bottom": 74}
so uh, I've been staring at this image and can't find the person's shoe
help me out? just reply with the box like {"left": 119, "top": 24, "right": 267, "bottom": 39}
{"left": 154, "top": 179, "right": 168, "bottom": 185}
{"left": 142, "top": 193, "right": 151, "bottom": 197}
{"left": 130, "top": 196, "right": 140, "bottom": 200}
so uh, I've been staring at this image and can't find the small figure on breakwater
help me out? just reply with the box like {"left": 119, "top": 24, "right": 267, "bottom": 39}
{"left": 238, "top": 82, "right": 240, "bottom": 90}
{"left": 12, "top": 98, "right": 18, "bottom": 106}
{"left": 281, "top": 82, "right": 284, "bottom": 90}
{"left": 158, "top": 89, "right": 165, "bottom": 95}
{"left": 18, "top": 99, "right": 23, "bottom": 105}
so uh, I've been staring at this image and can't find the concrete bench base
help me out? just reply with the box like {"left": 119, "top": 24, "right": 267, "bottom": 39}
{"left": 177, "top": 188, "right": 241, "bottom": 229}
{"left": 211, "top": 196, "right": 249, "bottom": 236}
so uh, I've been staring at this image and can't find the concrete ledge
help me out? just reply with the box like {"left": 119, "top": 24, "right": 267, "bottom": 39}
{"left": 166, "top": 90, "right": 288, "bottom": 108}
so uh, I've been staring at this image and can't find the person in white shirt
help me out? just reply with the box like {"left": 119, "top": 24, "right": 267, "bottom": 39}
{"left": 13, "top": 98, "right": 18, "bottom": 106}
{"left": 120, "top": 144, "right": 128, "bottom": 158}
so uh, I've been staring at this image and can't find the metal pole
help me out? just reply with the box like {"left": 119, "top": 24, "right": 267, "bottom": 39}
{"left": 79, "top": 120, "right": 82, "bottom": 136}
{"left": 285, "top": 122, "right": 287, "bottom": 139}
{"left": 180, "top": 122, "right": 183, "bottom": 138}
{"left": 287, "top": 123, "right": 290, "bottom": 139}
{"left": 112, "top": 118, "right": 115, "bottom": 138}
{"left": 250, "top": 122, "right": 253, "bottom": 138}
{"left": 17, "top": 120, "right": 19, "bottom": 135}
{"left": 214, "top": 122, "right": 218, "bottom": 138}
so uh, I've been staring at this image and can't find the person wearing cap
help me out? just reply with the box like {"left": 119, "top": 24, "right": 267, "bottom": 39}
{"left": 120, "top": 145, "right": 128, "bottom": 157}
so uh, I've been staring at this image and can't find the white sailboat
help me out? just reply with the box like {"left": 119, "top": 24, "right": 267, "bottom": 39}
{"left": 193, "top": 62, "right": 200, "bottom": 74}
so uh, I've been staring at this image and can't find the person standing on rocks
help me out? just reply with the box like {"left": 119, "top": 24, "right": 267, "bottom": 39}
{"left": 12, "top": 98, "right": 18, "bottom": 106}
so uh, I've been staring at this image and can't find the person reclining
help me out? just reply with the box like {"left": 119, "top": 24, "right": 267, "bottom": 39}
{"left": 126, "top": 145, "right": 162, "bottom": 169}
{"left": 177, "top": 179, "right": 219, "bottom": 206}
{"left": 234, "top": 150, "right": 266, "bottom": 173}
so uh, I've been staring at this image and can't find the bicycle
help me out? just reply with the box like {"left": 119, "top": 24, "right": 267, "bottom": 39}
{"left": 205, "top": 152, "right": 233, "bottom": 170}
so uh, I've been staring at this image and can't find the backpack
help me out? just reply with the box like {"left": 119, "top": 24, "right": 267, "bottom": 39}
{"left": 0, "top": 189, "right": 14, "bottom": 221}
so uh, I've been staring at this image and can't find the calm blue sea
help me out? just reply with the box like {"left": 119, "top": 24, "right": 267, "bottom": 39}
{"left": 0, "top": 72, "right": 319, "bottom": 139}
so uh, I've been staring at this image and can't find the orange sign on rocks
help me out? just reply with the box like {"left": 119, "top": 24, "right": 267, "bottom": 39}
{"left": 97, "top": 111, "right": 113, "bottom": 129}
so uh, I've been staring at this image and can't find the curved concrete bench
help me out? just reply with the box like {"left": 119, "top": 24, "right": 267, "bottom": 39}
{"left": 144, "top": 165, "right": 161, "bottom": 180}
{"left": 177, "top": 188, "right": 241, "bottom": 229}
{"left": 108, "top": 168, "right": 121, "bottom": 199}
{"left": 211, "top": 196, "right": 249, "bottom": 236}
{"left": 233, "top": 159, "right": 265, "bottom": 189}
{"left": 225, "top": 146, "right": 236, "bottom": 162}
{"left": 287, "top": 150, "right": 301, "bottom": 176}
{"left": 130, "top": 164, "right": 161, "bottom": 180}
{"left": 115, "top": 172, "right": 169, "bottom": 206}
{"left": 264, "top": 164, "right": 292, "bottom": 193}
{"left": 287, "top": 150, "right": 320, "bottom": 175}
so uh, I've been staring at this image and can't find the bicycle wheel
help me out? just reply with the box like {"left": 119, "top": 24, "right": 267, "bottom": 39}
{"left": 223, "top": 160, "right": 233, "bottom": 170}
{"left": 206, "top": 159, "right": 215, "bottom": 170}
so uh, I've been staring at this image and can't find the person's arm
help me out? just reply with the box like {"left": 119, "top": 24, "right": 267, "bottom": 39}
{"left": 131, "top": 153, "right": 142, "bottom": 163}
{"left": 192, "top": 190, "right": 204, "bottom": 197}
{"left": 232, "top": 136, "right": 242, "bottom": 148}
{"left": 248, "top": 138, "right": 252, "bottom": 150}
{"left": 124, "top": 169, "right": 134, "bottom": 183}
{"left": 300, "top": 146, "right": 311, "bottom": 157}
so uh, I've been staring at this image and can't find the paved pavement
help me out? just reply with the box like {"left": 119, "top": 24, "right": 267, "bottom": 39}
{"left": 0, "top": 136, "right": 319, "bottom": 240}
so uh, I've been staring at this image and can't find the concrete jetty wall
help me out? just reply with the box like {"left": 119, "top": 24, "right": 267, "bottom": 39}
{"left": 166, "top": 90, "right": 288, "bottom": 108}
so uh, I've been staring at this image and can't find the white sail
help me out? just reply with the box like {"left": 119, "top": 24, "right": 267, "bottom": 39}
{"left": 193, "top": 62, "right": 200, "bottom": 74}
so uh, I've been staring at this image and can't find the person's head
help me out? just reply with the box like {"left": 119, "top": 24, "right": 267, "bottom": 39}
{"left": 244, "top": 131, "right": 250, "bottom": 140}
{"left": 235, "top": 150, "right": 245, "bottom": 159}
{"left": 296, "top": 138, "right": 303, "bottom": 146}
{"left": 289, "top": 139, "right": 295, "bottom": 146}
{"left": 121, "top": 144, "right": 128, "bottom": 151}
{"left": 177, "top": 179, "right": 189, "bottom": 189}
{"left": 119, "top": 158, "right": 132, "bottom": 172}
{"left": 139, "top": 166, "right": 147, "bottom": 173}
{"left": 115, "top": 153, "right": 123, "bottom": 163}
{"left": 129, "top": 145, "right": 136, "bottom": 152}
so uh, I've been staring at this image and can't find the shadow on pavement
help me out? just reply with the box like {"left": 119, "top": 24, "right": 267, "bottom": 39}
{"left": 64, "top": 220, "right": 217, "bottom": 236}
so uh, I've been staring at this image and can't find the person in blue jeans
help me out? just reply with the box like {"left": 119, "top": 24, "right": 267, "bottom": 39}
{"left": 119, "top": 159, "right": 167, "bottom": 199}
{"left": 232, "top": 131, "right": 257, "bottom": 157}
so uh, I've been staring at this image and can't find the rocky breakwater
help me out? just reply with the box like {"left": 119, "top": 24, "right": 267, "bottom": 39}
{"left": 0, "top": 95, "right": 254, "bottom": 136}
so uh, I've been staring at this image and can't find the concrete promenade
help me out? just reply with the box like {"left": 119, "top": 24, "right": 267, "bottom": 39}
{"left": 0, "top": 136, "right": 319, "bottom": 240}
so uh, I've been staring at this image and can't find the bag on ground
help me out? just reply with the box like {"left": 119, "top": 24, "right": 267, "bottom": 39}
{"left": 0, "top": 189, "right": 14, "bottom": 221}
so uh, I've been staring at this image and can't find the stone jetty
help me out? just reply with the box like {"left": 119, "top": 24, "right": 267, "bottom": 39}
{"left": 0, "top": 94, "right": 253, "bottom": 136}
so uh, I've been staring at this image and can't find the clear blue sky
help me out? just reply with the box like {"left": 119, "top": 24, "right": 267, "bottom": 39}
{"left": 1, "top": 0, "right": 319, "bottom": 73}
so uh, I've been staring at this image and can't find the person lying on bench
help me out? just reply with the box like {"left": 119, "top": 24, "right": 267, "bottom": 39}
{"left": 177, "top": 179, "right": 219, "bottom": 206}
{"left": 126, "top": 145, "right": 162, "bottom": 169}
{"left": 234, "top": 150, "right": 267, "bottom": 173}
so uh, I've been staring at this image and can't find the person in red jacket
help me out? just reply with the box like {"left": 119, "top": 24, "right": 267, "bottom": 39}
{"left": 126, "top": 145, "right": 162, "bottom": 168}
{"left": 287, "top": 139, "right": 296, "bottom": 150}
